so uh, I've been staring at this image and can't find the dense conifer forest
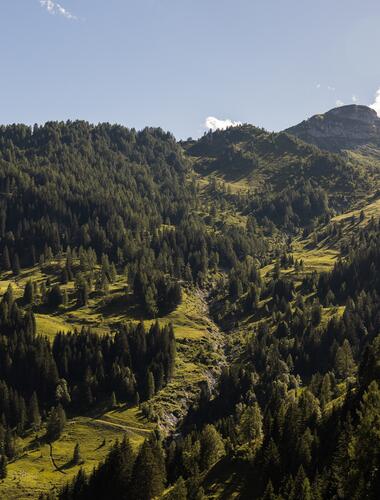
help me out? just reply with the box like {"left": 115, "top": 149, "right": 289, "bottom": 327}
{"left": 0, "top": 111, "right": 378, "bottom": 499}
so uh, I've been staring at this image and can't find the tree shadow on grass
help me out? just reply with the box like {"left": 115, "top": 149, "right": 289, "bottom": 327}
{"left": 202, "top": 456, "right": 250, "bottom": 500}
{"left": 95, "top": 291, "right": 145, "bottom": 320}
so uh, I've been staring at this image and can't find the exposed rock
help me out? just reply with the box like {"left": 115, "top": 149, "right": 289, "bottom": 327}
{"left": 286, "top": 104, "right": 380, "bottom": 151}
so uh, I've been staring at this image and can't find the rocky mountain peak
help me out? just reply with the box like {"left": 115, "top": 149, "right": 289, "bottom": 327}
{"left": 286, "top": 104, "right": 380, "bottom": 151}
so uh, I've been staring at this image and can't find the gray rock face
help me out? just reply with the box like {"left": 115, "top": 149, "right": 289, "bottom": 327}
{"left": 286, "top": 105, "right": 380, "bottom": 151}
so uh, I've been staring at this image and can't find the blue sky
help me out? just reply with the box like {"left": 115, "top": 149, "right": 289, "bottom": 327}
{"left": 1, "top": 0, "right": 380, "bottom": 138}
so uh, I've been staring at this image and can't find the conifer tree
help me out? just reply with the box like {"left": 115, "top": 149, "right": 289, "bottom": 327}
{"left": 12, "top": 252, "right": 21, "bottom": 275}
{"left": 73, "top": 443, "right": 82, "bottom": 465}
{"left": 291, "top": 466, "right": 312, "bottom": 500}
{"left": 23, "top": 280, "right": 34, "bottom": 305}
{"left": 0, "top": 455, "right": 7, "bottom": 479}
{"left": 145, "top": 286, "right": 158, "bottom": 318}
{"left": 29, "top": 392, "right": 41, "bottom": 429}
{"left": 62, "top": 289, "right": 69, "bottom": 307}
{"left": 320, "top": 373, "right": 332, "bottom": 408}
{"left": 335, "top": 339, "right": 356, "bottom": 378}
{"left": 131, "top": 436, "right": 166, "bottom": 500}
{"left": 71, "top": 467, "right": 88, "bottom": 498}
{"left": 48, "top": 284, "right": 64, "bottom": 308}
{"left": 167, "top": 476, "right": 187, "bottom": 500}
{"left": 2, "top": 245, "right": 10, "bottom": 271}
{"left": 4, "top": 429, "right": 15, "bottom": 459}
{"left": 75, "top": 276, "right": 89, "bottom": 306}
{"left": 110, "top": 391, "right": 117, "bottom": 408}
{"left": 109, "top": 263, "right": 117, "bottom": 283}
{"left": 46, "top": 404, "right": 66, "bottom": 441}
{"left": 199, "top": 424, "right": 225, "bottom": 470}
{"left": 237, "top": 402, "right": 264, "bottom": 458}
{"left": 147, "top": 371, "right": 155, "bottom": 399}
{"left": 261, "top": 480, "right": 277, "bottom": 500}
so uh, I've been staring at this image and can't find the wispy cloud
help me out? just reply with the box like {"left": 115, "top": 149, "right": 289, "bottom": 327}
{"left": 40, "top": 0, "right": 77, "bottom": 20}
{"left": 352, "top": 95, "right": 358, "bottom": 103}
{"left": 335, "top": 99, "right": 344, "bottom": 107}
{"left": 370, "top": 88, "right": 380, "bottom": 116}
{"left": 315, "top": 84, "right": 336, "bottom": 92}
{"left": 205, "top": 116, "right": 242, "bottom": 132}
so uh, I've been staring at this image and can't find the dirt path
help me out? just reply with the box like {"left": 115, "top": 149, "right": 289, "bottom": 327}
{"left": 91, "top": 418, "right": 151, "bottom": 436}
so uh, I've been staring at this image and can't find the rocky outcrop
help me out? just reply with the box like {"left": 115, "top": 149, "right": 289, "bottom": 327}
{"left": 286, "top": 105, "right": 380, "bottom": 151}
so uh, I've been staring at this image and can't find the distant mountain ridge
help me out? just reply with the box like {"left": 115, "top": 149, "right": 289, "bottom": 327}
{"left": 285, "top": 104, "right": 380, "bottom": 151}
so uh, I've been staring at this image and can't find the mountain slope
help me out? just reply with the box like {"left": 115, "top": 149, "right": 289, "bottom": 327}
{"left": 285, "top": 104, "right": 380, "bottom": 152}
{"left": 0, "top": 111, "right": 379, "bottom": 499}
{"left": 185, "top": 123, "right": 373, "bottom": 230}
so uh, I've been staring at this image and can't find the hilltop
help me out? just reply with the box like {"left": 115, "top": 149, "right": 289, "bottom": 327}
{"left": 286, "top": 104, "right": 380, "bottom": 151}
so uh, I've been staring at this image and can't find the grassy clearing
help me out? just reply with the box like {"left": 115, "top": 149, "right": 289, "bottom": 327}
{"left": 291, "top": 240, "right": 339, "bottom": 274}
{"left": 333, "top": 196, "right": 380, "bottom": 225}
{"left": 260, "top": 241, "right": 339, "bottom": 281}
{"left": 35, "top": 314, "right": 72, "bottom": 341}
{"left": 1, "top": 408, "right": 151, "bottom": 500}
{"left": 320, "top": 305, "right": 345, "bottom": 327}
{"left": 0, "top": 261, "right": 130, "bottom": 340}
{"left": 156, "top": 289, "right": 211, "bottom": 340}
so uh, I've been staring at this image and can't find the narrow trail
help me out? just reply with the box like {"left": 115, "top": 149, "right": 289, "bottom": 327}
{"left": 91, "top": 418, "right": 151, "bottom": 436}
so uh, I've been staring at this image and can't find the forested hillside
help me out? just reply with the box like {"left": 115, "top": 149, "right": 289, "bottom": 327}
{"left": 0, "top": 112, "right": 379, "bottom": 499}
{"left": 185, "top": 123, "right": 373, "bottom": 231}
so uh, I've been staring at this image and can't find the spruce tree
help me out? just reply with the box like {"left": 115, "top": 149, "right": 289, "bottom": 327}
{"left": 73, "top": 443, "right": 82, "bottom": 465}
{"left": 291, "top": 466, "right": 312, "bottom": 500}
{"left": 261, "top": 480, "right": 277, "bottom": 500}
{"left": 48, "top": 284, "right": 64, "bottom": 308}
{"left": 4, "top": 429, "right": 15, "bottom": 459}
{"left": 46, "top": 404, "right": 66, "bottom": 441}
{"left": 23, "top": 280, "right": 34, "bottom": 305}
{"left": 12, "top": 252, "right": 21, "bottom": 275}
{"left": 29, "top": 392, "right": 41, "bottom": 429}
{"left": 131, "top": 436, "right": 166, "bottom": 500}
{"left": 0, "top": 455, "right": 7, "bottom": 479}
{"left": 110, "top": 391, "right": 117, "bottom": 408}
{"left": 199, "top": 424, "right": 225, "bottom": 470}
{"left": 147, "top": 371, "right": 155, "bottom": 399}
{"left": 2, "top": 245, "right": 10, "bottom": 271}
{"left": 320, "top": 373, "right": 332, "bottom": 408}
{"left": 145, "top": 286, "right": 158, "bottom": 318}
{"left": 335, "top": 339, "right": 356, "bottom": 378}
{"left": 167, "top": 476, "right": 187, "bottom": 500}
{"left": 237, "top": 402, "right": 264, "bottom": 458}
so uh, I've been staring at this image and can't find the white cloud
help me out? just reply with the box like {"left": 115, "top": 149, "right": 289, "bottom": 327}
{"left": 352, "top": 95, "right": 358, "bottom": 103}
{"left": 205, "top": 116, "right": 242, "bottom": 132}
{"left": 40, "top": 0, "right": 77, "bottom": 20}
{"left": 370, "top": 88, "right": 380, "bottom": 116}
{"left": 336, "top": 99, "right": 344, "bottom": 107}
{"left": 328, "top": 86, "right": 336, "bottom": 92}
{"left": 316, "top": 83, "right": 321, "bottom": 89}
